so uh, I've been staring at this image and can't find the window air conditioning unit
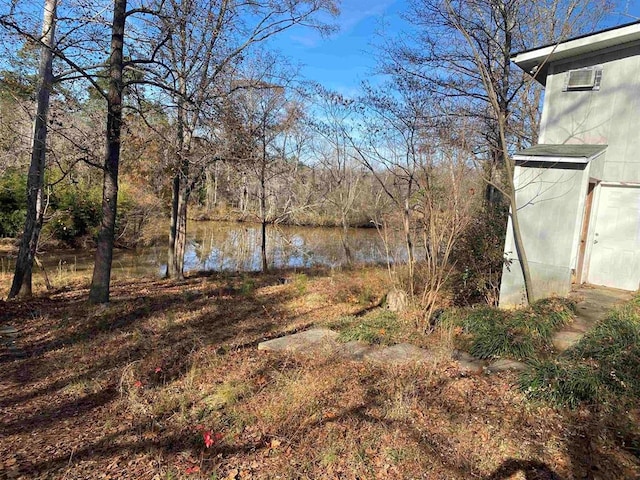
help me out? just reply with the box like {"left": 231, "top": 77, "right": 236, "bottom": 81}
{"left": 563, "top": 66, "right": 603, "bottom": 91}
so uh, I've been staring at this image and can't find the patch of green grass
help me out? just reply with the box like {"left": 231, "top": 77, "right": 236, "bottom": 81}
{"left": 320, "top": 445, "right": 341, "bottom": 466}
{"left": 335, "top": 310, "right": 400, "bottom": 345}
{"left": 293, "top": 273, "right": 308, "bottom": 295}
{"left": 325, "top": 315, "right": 357, "bottom": 331}
{"left": 444, "top": 297, "right": 575, "bottom": 361}
{"left": 521, "top": 295, "right": 640, "bottom": 410}
{"left": 203, "top": 380, "right": 251, "bottom": 410}
{"left": 519, "top": 358, "right": 601, "bottom": 408}
{"left": 386, "top": 447, "right": 409, "bottom": 464}
{"left": 240, "top": 277, "right": 256, "bottom": 296}
{"left": 357, "top": 286, "right": 375, "bottom": 305}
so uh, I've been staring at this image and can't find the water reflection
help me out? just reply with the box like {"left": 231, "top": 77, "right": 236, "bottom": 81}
{"left": 183, "top": 222, "right": 392, "bottom": 273}
{"left": 2, "top": 222, "right": 411, "bottom": 280}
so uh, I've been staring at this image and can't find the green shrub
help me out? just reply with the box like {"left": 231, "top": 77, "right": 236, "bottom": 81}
{"left": 48, "top": 181, "right": 102, "bottom": 243}
{"left": 0, "top": 169, "right": 27, "bottom": 237}
{"left": 444, "top": 297, "right": 575, "bottom": 361}
{"left": 521, "top": 295, "right": 640, "bottom": 409}
{"left": 240, "top": 277, "right": 255, "bottom": 296}
{"left": 450, "top": 206, "right": 508, "bottom": 306}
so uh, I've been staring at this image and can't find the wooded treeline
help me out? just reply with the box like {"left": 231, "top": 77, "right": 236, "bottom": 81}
{"left": 0, "top": 0, "right": 612, "bottom": 312}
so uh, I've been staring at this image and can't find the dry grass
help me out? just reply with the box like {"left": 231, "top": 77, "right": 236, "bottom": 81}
{"left": 1, "top": 267, "right": 639, "bottom": 479}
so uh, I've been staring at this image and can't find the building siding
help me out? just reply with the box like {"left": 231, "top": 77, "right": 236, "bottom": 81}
{"left": 540, "top": 41, "right": 640, "bottom": 182}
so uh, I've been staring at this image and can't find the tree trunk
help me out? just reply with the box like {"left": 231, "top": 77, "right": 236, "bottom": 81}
{"left": 260, "top": 157, "right": 268, "bottom": 272}
{"left": 341, "top": 214, "right": 352, "bottom": 267}
{"left": 403, "top": 197, "right": 415, "bottom": 295}
{"left": 205, "top": 163, "right": 218, "bottom": 210}
{"left": 509, "top": 199, "right": 534, "bottom": 303}
{"left": 167, "top": 171, "right": 190, "bottom": 279}
{"left": 8, "top": 0, "right": 57, "bottom": 300}
{"left": 504, "top": 152, "right": 534, "bottom": 303}
{"left": 166, "top": 172, "right": 180, "bottom": 278}
{"left": 261, "top": 218, "right": 267, "bottom": 272}
{"left": 484, "top": 150, "right": 504, "bottom": 207}
{"left": 174, "top": 184, "right": 189, "bottom": 278}
{"left": 88, "top": 0, "right": 126, "bottom": 304}
{"left": 166, "top": 79, "right": 191, "bottom": 280}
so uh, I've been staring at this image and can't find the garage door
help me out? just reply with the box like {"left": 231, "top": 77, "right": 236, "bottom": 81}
{"left": 588, "top": 185, "right": 640, "bottom": 291}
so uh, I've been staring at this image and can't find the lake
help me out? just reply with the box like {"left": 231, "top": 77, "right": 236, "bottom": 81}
{"left": 1, "top": 222, "right": 412, "bottom": 280}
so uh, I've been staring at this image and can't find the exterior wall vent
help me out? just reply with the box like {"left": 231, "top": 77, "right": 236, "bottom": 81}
{"left": 563, "top": 66, "right": 603, "bottom": 91}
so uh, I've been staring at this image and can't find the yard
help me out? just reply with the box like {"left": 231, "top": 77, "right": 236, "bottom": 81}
{"left": 1, "top": 267, "right": 639, "bottom": 479}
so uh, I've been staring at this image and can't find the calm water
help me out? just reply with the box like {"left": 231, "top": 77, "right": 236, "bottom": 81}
{"left": 2, "top": 222, "right": 411, "bottom": 280}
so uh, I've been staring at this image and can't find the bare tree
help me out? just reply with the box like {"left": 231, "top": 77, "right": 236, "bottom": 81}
{"left": 148, "top": 0, "right": 337, "bottom": 279}
{"left": 222, "top": 62, "right": 303, "bottom": 271}
{"left": 349, "top": 77, "right": 434, "bottom": 295}
{"left": 87, "top": 0, "right": 128, "bottom": 303}
{"left": 382, "top": 0, "right": 612, "bottom": 304}
{"left": 307, "top": 85, "right": 365, "bottom": 266}
{"left": 385, "top": 0, "right": 610, "bottom": 209}
{"left": 1, "top": 0, "right": 157, "bottom": 302}
{"left": 7, "top": 0, "right": 57, "bottom": 298}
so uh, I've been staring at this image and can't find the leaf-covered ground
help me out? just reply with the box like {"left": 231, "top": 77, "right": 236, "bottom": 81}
{"left": 1, "top": 267, "right": 639, "bottom": 479}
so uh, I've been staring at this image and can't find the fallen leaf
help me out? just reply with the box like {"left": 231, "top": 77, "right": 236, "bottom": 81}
{"left": 226, "top": 468, "right": 239, "bottom": 480}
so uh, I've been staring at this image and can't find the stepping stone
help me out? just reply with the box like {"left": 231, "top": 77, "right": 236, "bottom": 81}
{"left": 364, "top": 343, "right": 431, "bottom": 364}
{"left": 552, "top": 331, "right": 583, "bottom": 352}
{"left": 334, "top": 340, "right": 373, "bottom": 361}
{"left": 258, "top": 328, "right": 339, "bottom": 354}
{"left": 487, "top": 358, "right": 528, "bottom": 373}
{"left": 452, "top": 350, "right": 486, "bottom": 375}
{"left": 258, "top": 329, "right": 432, "bottom": 366}
{"left": 457, "top": 359, "right": 485, "bottom": 375}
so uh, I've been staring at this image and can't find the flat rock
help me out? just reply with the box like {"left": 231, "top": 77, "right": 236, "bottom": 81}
{"left": 334, "top": 340, "right": 373, "bottom": 360}
{"left": 487, "top": 358, "right": 528, "bottom": 373}
{"left": 457, "top": 359, "right": 485, "bottom": 375}
{"left": 452, "top": 350, "right": 486, "bottom": 375}
{"left": 365, "top": 343, "right": 431, "bottom": 364}
{"left": 452, "top": 350, "right": 477, "bottom": 362}
{"left": 552, "top": 331, "right": 583, "bottom": 352}
{"left": 258, "top": 328, "right": 339, "bottom": 353}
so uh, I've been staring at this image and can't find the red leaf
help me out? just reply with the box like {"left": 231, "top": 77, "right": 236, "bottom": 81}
{"left": 203, "top": 430, "right": 215, "bottom": 448}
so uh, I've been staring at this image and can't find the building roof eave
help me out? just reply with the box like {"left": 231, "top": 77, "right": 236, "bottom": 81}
{"left": 511, "top": 21, "right": 640, "bottom": 85}
{"left": 513, "top": 144, "right": 607, "bottom": 164}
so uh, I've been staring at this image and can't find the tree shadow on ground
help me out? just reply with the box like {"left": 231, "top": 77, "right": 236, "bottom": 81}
{"left": 0, "top": 273, "right": 302, "bottom": 433}
{"left": 485, "top": 459, "right": 563, "bottom": 479}
{"left": 11, "top": 416, "right": 269, "bottom": 478}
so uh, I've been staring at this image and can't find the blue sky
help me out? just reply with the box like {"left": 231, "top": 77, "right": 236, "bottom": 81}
{"left": 268, "top": 0, "right": 405, "bottom": 96}
{"left": 268, "top": 0, "right": 640, "bottom": 97}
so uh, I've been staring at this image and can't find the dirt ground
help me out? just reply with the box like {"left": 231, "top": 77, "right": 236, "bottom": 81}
{"left": 1, "top": 268, "right": 639, "bottom": 479}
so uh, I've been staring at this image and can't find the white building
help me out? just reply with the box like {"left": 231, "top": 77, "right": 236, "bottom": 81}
{"left": 500, "top": 21, "right": 640, "bottom": 306}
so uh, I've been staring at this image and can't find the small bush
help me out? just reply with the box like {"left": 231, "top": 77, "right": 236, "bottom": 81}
{"left": 444, "top": 297, "right": 575, "bottom": 361}
{"left": 522, "top": 295, "right": 640, "bottom": 410}
{"left": 450, "top": 205, "right": 508, "bottom": 306}
{"left": 240, "top": 277, "right": 255, "bottom": 296}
